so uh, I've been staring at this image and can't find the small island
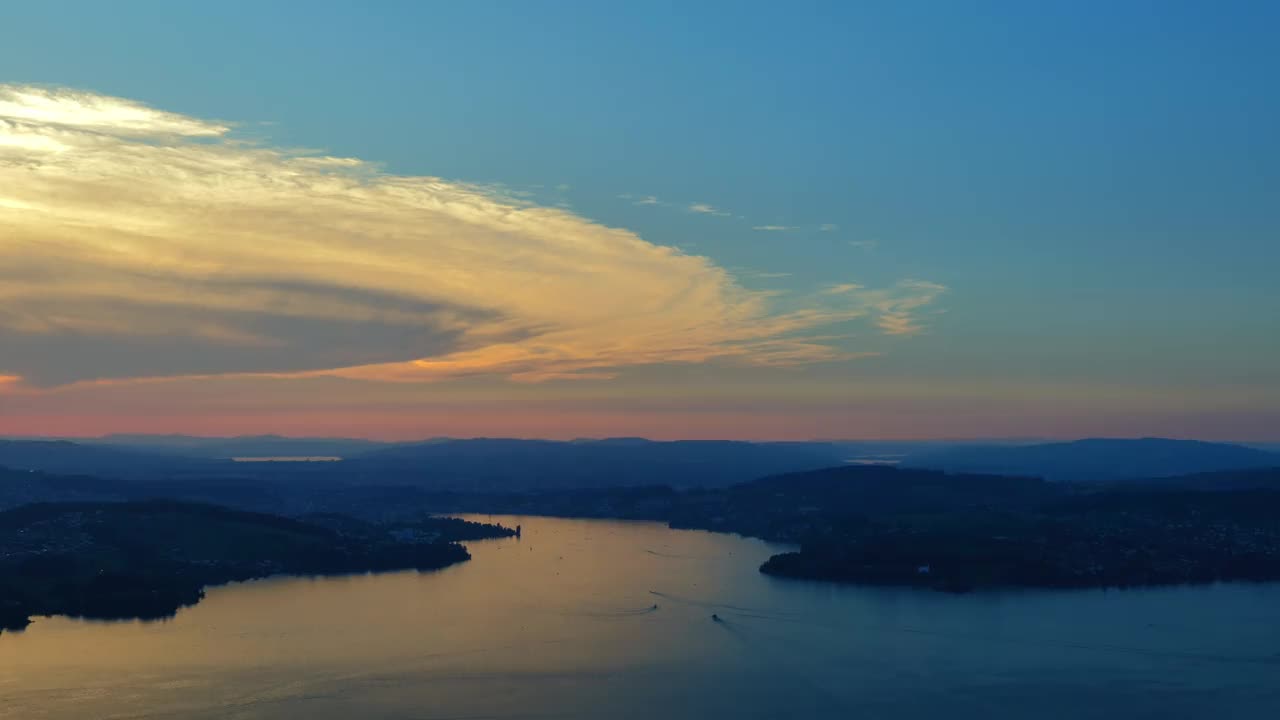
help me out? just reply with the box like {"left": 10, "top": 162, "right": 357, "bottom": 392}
{"left": 0, "top": 501, "right": 516, "bottom": 632}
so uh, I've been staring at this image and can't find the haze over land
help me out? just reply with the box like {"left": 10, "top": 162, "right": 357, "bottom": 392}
{"left": 3, "top": 435, "right": 1278, "bottom": 491}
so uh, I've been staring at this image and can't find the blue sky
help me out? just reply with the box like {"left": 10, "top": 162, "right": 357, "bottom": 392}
{"left": 1, "top": 1, "right": 1277, "bottom": 439}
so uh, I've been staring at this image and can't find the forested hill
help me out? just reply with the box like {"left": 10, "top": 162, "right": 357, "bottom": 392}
{"left": 0, "top": 500, "right": 513, "bottom": 632}
{"left": 902, "top": 438, "right": 1279, "bottom": 482}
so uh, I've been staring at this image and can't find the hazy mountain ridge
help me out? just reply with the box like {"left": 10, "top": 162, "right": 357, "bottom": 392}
{"left": 0, "top": 437, "right": 847, "bottom": 490}
{"left": 0, "top": 440, "right": 221, "bottom": 477}
{"left": 340, "top": 438, "right": 850, "bottom": 490}
{"left": 902, "top": 438, "right": 1280, "bottom": 482}
{"left": 83, "top": 434, "right": 397, "bottom": 459}
{"left": 4, "top": 436, "right": 1278, "bottom": 495}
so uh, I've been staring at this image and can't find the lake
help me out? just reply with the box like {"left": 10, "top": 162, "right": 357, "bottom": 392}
{"left": 2, "top": 515, "right": 1279, "bottom": 719}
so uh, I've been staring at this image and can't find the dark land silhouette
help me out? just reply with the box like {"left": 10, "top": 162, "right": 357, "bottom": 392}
{"left": 3, "top": 436, "right": 1280, "bottom": 626}
{"left": 0, "top": 437, "right": 849, "bottom": 491}
{"left": 901, "top": 437, "right": 1280, "bottom": 482}
{"left": 0, "top": 500, "right": 514, "bottom": 632}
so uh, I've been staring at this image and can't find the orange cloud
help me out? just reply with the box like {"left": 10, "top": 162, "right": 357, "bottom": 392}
{"left": 0, "top": 84, "right": 945, "bottom": 388}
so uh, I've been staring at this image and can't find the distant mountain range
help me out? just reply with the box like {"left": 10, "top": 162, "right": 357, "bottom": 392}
{"left": 2, "top": 436, "right": 1277, "bottom": 491}
{"left": 0, "top": 437, "right": 848, "bottom": 490}
{"left": 5, "top": 443, "right": 1280, "bottom": 532}
{"left": 81, "top": 434, "right": 395, "bottom": 459}
{"left": 0, "top": 439, "right": 216, "bottom": 477}
{"left": 343, "top": 438, "right": 848, "bottom": 490}
{"left": 902, "top": 438, "right": 1280, "bottom": 482}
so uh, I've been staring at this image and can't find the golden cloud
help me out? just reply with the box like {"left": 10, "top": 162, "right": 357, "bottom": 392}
{"left": 0, "top": 84, "right": 945, "bottom": 387}
{"left": 870, "top": 280, "right": 947, "bottom": 336}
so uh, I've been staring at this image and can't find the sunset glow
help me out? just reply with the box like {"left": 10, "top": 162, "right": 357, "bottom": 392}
{"left": 1, "top": 2, "right": 1277, "bottom": 441}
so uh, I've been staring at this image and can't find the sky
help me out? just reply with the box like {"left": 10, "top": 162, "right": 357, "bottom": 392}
{"left": 0, "top": 1, "right": 1277, "bottom": 441}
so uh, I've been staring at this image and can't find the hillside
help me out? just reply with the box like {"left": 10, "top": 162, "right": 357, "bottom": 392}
{"left": 721, "top": 464, "right": 1280, "bottom": 591}
{"left": 0, "top": 440, "right": 229, "bottom": 478}
{"left": 422, "top": 462, "right": 1280, "bottom": 592}
{"left": 0, "top": 501, "right": 512, "bottom": 632}
{"left": 901, "top": 438, "right": 1279, "bottom": 482}
{"left": 1115, "top": 466, "right": 1280, "bottom": 491}
{"left": 346, "top": 438, "right": 848, "bottom": 490}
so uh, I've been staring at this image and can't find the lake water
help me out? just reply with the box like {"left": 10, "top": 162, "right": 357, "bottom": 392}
{"left": 2, "top": 515, "right": 1279, "bottom": 719}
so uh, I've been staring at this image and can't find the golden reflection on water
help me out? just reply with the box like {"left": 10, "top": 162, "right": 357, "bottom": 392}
{"left": 2, "top": 515, "right": 1280, "bottom": 720}
{"left": 0, "top": 517, "right": 794, "bottom": 719}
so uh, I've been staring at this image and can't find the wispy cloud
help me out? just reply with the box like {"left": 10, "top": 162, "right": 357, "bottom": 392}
{"left": 869, "top": 280, "right": 947, "bottom": 336}
{"left": 0, "top": 85, "right": 228, "bottom": 137}
{"left": 820, "top": 280, "right": 945, "bottom": 334}
{"left": 731, "top": 267, "right": 793, "bottom": 280}
{"left": 849, "top": 239, "right": 878, "bottom": 250}
{"left": 820, "top": 223, "right": 839, "bottom": 232}
{"left": 618, "top": 193, "right": 662, "bottom": 206}
{"left": 753, "top": 223, "right": 844, "bottom": 233}
{"left": 822, "top": 283, "right": 864, "bottom": 295}
{"left": 623, "top": 194, "right": 739, "bottom": 221}
{"left": 0, "top": 85, "right": 944, "bottom": 388}
{"left": 688, "top": 202, "right": 730, "bottom": 216}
